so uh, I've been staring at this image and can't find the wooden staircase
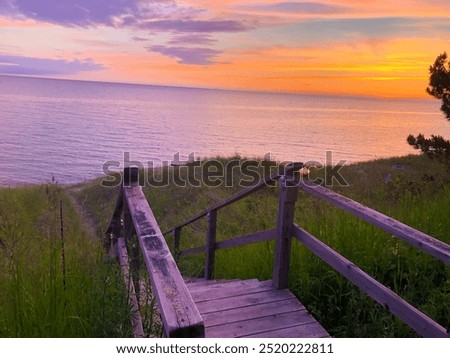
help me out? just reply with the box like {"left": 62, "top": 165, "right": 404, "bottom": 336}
{"left": 185, "top": 278, "right": 330, "bottom": 338}
{"left": 106, "top": 166, "right": 450, "bottom": 338}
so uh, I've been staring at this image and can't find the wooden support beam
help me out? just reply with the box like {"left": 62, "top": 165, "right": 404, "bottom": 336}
{"left": 173, "top": 227, "right": 181, "bottom": 261}
{"left": 117, "top": 237, "right": 144, "bottom": 338}
{"left": 123, "top": 183, "right": 139, "bottom": 300}
{"left": 180, "top": 245, "right": 206, "bottom": 257}
{"left": 179, "top": 228, "right": 276, "bottom": 257}
{"left": 104, "top": 186, "right": 123, "bottom": 250}
{"left": 215, "top": 228, "right": 276, "bottom": 251}
{"left": 205, "top": 210, "right": 217, "bottom": 280}
{"left": 273, "top": 176, "right": 299, "bottom": 289}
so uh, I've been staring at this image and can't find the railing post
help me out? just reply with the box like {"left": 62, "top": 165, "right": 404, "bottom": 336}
{"left": 173, "top": 227, "right": 181, "bottom": 261}
{"left": 273, "top": 171, "right": 299, "bottom": 289}
{"left": 205, "top": 209, "right": 217, "bottom": 280}
{"left": 104, "top": 186, "right": 124, "bottom": 253}
{"left": 123, "top": 167, "right": 140, "bottom": 299}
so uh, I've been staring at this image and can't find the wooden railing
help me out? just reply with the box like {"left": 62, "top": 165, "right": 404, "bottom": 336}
{"left": 294, "top": 181, "right": 449, "bottom": 338}
{"left": 162, "top": 163, "right": 303, "bottom": 282}
{"left": 105, "top": 168, "right": 204, "bottom": 338}
{"left": 163, "top": 165, "right": 450, "bottom": 338}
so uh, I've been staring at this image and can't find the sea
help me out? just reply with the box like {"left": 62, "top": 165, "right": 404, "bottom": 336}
{"left": 1, "top": 75, "right": 449, "bottom": 186}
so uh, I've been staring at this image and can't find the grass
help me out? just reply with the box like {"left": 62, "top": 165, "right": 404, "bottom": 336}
{"left": 1, "top": 154, "right": 449, "bottom": 337}
{"left": 0, "top": 180, "right": 133, "bottom": 337}
{"left": 74, "top": 154, "right": 450, "bottom": 337}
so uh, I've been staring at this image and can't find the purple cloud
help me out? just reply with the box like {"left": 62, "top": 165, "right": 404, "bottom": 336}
{"left": 236, "top": 1, "right": 349, "bottom": 15}
{"left": 0, "top": 1, "right": 252, "bottom": 67}
{"left": 2, "top": 0, "right": 142, "bottom": 26}
{"left": 169, "top": 34, "right": 216, "bottom": 45}
{"left": 133, "top": 18, "right": 249, "bottom": 66}
{"left": 131, "top": 35, "right": 149, "bottom": 42}
{"left": 148, "top": 45, "right": 220, "bottom": 65}
{"left": 139, "top": 19, "right": 251, "bottom": 33}
{"left": 0, "top": 55, "right": 104, "bottom": 75}
{"left": 2, "top": 0, "right": 251, "bottom": 33}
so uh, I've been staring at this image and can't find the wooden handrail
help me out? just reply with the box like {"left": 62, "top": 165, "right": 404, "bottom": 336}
{"left": 166, "top": 172, "right": 449, "bottom": 337}
{"left": 123, "top": 182, "right": 204, "bottom": 337}
{"left": 105, "top": 167, "right": 205, "bottom": 338}
{"left": 298, "top": 181, "right": 450, "bottom": 265}
{"left": 104, "top": 165, "right": 449, "bottom": 338}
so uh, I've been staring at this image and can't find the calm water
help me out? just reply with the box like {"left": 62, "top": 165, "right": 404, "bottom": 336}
{"left": 1, "top": 75, "right": 449, "bottom": 186}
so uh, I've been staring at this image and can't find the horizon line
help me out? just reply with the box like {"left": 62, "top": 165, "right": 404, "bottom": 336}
{"left": 0, "top": 73, "right": 432, "bottom": 101}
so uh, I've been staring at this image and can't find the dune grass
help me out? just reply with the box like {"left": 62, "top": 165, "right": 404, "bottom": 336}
{"left": 3, "top": 154, "right": 448, "bottom": 337}
{"left": 73, "top": 153, "right": 450, "bottom": 337}
{"left": 0, "top": 181, "right": 132, "bottom": 337}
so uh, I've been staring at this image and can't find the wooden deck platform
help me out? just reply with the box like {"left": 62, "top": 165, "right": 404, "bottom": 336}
{"left": 185, "top": 278, "right": 330, "bottom": 338}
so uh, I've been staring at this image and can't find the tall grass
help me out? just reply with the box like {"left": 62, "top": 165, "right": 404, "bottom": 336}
{"left": 0, "top": 182, "right": 132, "bottom": 337}
{"left": 75, "top": 154, "right": 450, "bottom": 337}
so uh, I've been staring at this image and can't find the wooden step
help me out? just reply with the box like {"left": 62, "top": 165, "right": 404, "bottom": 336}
{"left": 188, "top": 280, "right": 273, "bottom": 302}
{"left": 185, "top": 278, "right": 330, "bottom": 338}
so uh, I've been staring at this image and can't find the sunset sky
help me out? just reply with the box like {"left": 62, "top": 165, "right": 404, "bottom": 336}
{"left": 1, "top": 1, "right": 449, "bottom": 98}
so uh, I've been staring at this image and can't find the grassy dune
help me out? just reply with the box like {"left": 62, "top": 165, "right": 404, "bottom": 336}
{"left": 0, "top": 182, "right": 132, "bottom": 337}
{"left": 1, "top": 154, "right": 449, "bottom": 337}
{"left": 75, "top": 154, "right": 449, "bottom": 337}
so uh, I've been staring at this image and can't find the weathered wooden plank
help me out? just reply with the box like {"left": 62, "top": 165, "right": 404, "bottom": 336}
{"left": 293, "top": 224, "right": 450, "bottom": 338}
{"left": 117, "top": 237, "right": 144, "bottom": 338}
{"left": 244, "top": 323, "right": 330, "bottom": 338}
{"left": 299, "top": 181, "right": 450, "bottom": 264}
{"left": 189, "top": 280, "right": 273, "bottom": 302}
{"left": 195, "top": 289, "right": 294, "bottom": 315}
{"left": 202, "top": 298, "right": 304, "bottom": 327}
{"left": 273, "top": 177, "right": 299, "bottom": 289}
{"left": 187, "top": 278, "right": 328, "bottom": 338}
{"left": 179, "top": 228, "right": 276, "bottom": 257}
{"left": 206, "top": 310, "right": 315, "bottom": 338}
{"left": 205, "top": 210, "right": 217, "bottom": 280}
{"left": 185, "top": 278, "right": 243, "bottom": 287}
{"left": 188, "top": 279, "right": 272, "bottom": 299}
{"left": 185, "top": 278, "right": 261, "bottom": 291}
{"left": 123, "top": 184, "right": 204, "bottom": 337}
{"left": 215, "top": 228, "right": 276, "bottom": 250}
